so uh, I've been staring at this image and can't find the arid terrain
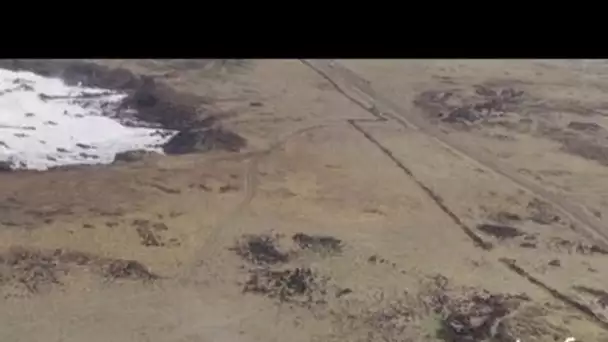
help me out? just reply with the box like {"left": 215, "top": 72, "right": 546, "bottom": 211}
{"left": 1, "top": 59, "right": 608, "bottom": 342}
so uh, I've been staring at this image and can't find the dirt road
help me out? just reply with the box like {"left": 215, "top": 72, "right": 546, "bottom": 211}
{"left": 304, "top": 59, "right": 608, "bottom": 248}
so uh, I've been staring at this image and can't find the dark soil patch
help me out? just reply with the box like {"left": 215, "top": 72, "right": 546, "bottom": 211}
{"left": 120, "top": 75, "right": 210, "bottom": 131}
{"left": 331, "top": 275, "right": 529, "bottom": 342}
{"left": 113, "top": 150, "right": 158, "bottom": 163}
{"left": 218, "top": 184, "right": 240, "bottom": 193}
{"left": 0, "top": 161, "right": 14, "bottom": 172}
{"left": 519, "top": 242, "right": 537, "bottom": 249}
{"left": 476, "top": 224, "right": 524, "bottom": 240}
{"left": 501, "top": 258, "right": 608, "bottom": 330}
{"left": 550, "top": 237, "right": 608, "bottom": 255}
{"left": 99, "top": 259, "right": 158, "bottom": 281}
{"left": 336, "top": 288, "right": 353, "bottom": 298}
{"left": 89, "top": 208, "right": 125, "bottom": 217}
{"left": 135, "top": 226, "right": 163, "bottom": 247}
{"left": 415, "top": 276, "right": 529, "bottom": 342}
{"left": 436, "top": 293, "right": 519, "bottom": 342}
{"left": 559, "top": 136, "right": 608, "bottom": 166}
{"left": 538, "top": 121, "right": 608, "bottom": 166}
{"left": 292, "top": 233, "right": 342, "bottom": 255}
{"left": 230, "top": 234, "right": 289, "bottom": 266}
{"left": 527, "top": 198, "right": 561, "bottom": 225}
{"left": 243, "top": 267, "right": 329, "bottom": 306}
{"left": 414, "top": 86, "right": 525, "bottom": 126}
{"left": 567, "top": 121, "right": 604, "bottom": 133}
{"left": 492, "top": 211, "right": 522, "bottom": 223}
{"left": 25, "top": 207, "right": 74, "bottom": 219}
{"left": 163, "top": 127, "right": 246, "bottom": 155}
{"left": 132, "top": 220, "right": 167, "bottom": 247}
{"left": 573, "top": 286, "right": 608, "bottom": 309}
{"left": 0, "top": 247, "right": 158, "bottom": 294}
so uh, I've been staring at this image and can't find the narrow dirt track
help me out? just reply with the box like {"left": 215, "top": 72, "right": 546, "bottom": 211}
{"left": 301, "top": 59, "right": 608, "bottom": 251}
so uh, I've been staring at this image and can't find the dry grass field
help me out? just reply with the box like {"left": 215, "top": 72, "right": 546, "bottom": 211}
{"left": 1, "top": 59, "right": 608, "bottom": 342}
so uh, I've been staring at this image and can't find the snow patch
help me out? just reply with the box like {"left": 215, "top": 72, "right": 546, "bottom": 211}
{"left": 0, "top": 68, "right": 178, "bottom": 171}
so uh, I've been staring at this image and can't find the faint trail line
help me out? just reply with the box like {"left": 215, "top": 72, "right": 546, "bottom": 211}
{"left": 348, "top": 119, "right": 492, "bottom": 250}
{"left": 500, "top": 258, "right": 608, "bottom": 331}
{"left": 301, "top": 58, "right": 608, "bottom": 332}
{"left": 301, "top": 59, "right": 490, "bottom": 250}
{"left": 302, "top": 59, "right": 608, "bottom": 251}
{"left": 189, "top": 123, "right": 330, "bottom": 278}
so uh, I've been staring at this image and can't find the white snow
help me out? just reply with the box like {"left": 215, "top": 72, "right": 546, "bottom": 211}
{"left": 0, "top": 68, "right": 178, "bottom": 171}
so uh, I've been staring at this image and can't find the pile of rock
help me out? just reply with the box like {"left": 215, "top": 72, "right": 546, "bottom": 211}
{"left": 436, "top": 86, "right": 525, "bottom": 124}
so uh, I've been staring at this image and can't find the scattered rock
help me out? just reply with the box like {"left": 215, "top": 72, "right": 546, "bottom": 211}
{"left": 100, "top": 259, "right": 158, "bottom": 281}
{"left": 415, "top": 86, "right": 524, "bottom": 127}
{"left": 163, "top": 127, "right": 246, "bottom": 155}
{"left": 477, "top": 224, "right": 524, "bottom": 240}
{"left": 0, "top": 247, "right": 158, "bottom": 294}
{"left": 520, "top": 242, "right": 537, "bottom": 249}
{"left": 218, "top": 184, "right": 239, "bottom": 193}
{"left": 548, "top": 259, "right": 561, "bottom": 267}
{"left": 82, "top": 223, "right": 95, "bottom": 229}
{"left": 589, "top": 244, "right": 608, "bottom": 255}
{"left": 336, "top": 288, "right": 353, "bottom": 298}
{"left": 527, "top": 199, "right": 561, "bottom": 225}
{"left": 230, "top": 234, "right": 289, "bottom": 265}
{"left": 567, "top": 121, "right": 603, "bottom": 133}
{"left": 493, "top": 211, "right": 522, "bottom": 223}
{"left": 550, "top": 237, "right": 608, "bottom": 255}
{"left": 113, "top": 150, "right": 157, "bottom": 163}
{"left": 120, "top": 75, "right": 204, "bottom": 130}
{"left": 169, "top": 211, "right": 183, "bottom": 218}
{"left": 292, "top": 233, "right": 342, "bottom": 254}
{"left": 436, "top": 291, "right": 526, "bottom": 342}
{"left": 167, "top": 238, "right": 181, "bottom": 247}
{"left": 474, "top": 85, "right": 497, "bottom": 97}
{"left": 147, "top": 183, "right": 181, "bottom": 194}
{"left": 559, "top": 136, "right": 608, "bottom": 166}
{"left": 573, "top": 286, "right": 608, "bottom": 309}
{"left": 136, "top": 226, "right": 163, "bottom": 247}
{"left": 443, "top": 107, "right": 480, "bottom": 123}
{"left": 132, "top": 220, "right": 165, "bottom": 247}
{"left": 152, "top": 223, "right": 168, "bottom": 231}
{"left": 243, "top": 267, "right": 329, "bottom": 306}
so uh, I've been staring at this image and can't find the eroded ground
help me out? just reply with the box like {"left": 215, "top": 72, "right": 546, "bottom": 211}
{"left": 1, "top": 59, "right": 608, "bottom": 342}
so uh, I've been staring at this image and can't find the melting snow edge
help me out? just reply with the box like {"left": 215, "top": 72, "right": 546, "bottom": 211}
{"left": 0, "top": 68, "right": 178, "bottom": 171}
